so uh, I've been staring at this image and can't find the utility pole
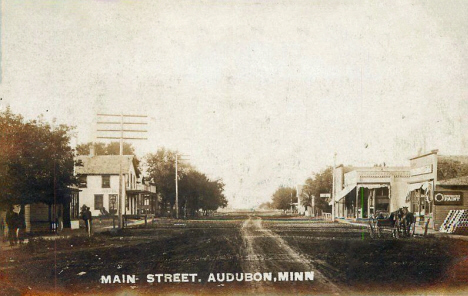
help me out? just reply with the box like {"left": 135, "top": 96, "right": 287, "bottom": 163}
{"left": 96, "top": 113, "right": 147, "bottom": 229}
{"left": 332, "top": 152, "right": 336, "bottom": 221}
{"left": 290, "top": 192, "right": 293, "bottom": 213}
{"left": 175, "top": 153, "right": 189, "bottom": 219}
{"left": 175, "top": 154, "right": 178, "bottom": 219}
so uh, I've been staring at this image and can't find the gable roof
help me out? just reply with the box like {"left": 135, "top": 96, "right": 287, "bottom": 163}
{"left": 437, "top": 175, "right": 468, "bottom": 186}
{"left": 75, "top": 155, "right": 135, "bottom": 175}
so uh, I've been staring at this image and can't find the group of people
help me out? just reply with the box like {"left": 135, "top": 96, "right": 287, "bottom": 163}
{"left": 1, "top": 205, "right": 94, "bottom": 245}
{"left": 4, "top": 205, "right": 25, "bottom": 246}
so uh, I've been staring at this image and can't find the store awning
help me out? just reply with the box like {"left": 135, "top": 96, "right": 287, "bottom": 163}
{"left": 335, "top": 185, "right": 356, "bottom": 202}
{"left": 407, "top": 181, "right": 431, "bottom": 192}
{"left": 406, "top": 181, "right": 432, "bottom": 202}
{"left": 331, "top": 183, "right": 390, "bottom": 205}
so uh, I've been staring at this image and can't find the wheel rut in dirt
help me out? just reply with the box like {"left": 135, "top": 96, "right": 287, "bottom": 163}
{"left": 240, "top": 216, "right": 342, "bottom": 294}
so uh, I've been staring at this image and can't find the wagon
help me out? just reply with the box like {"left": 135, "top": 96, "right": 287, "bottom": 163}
{"left": 368, "top": 212, "right": 400, "bottom": 239}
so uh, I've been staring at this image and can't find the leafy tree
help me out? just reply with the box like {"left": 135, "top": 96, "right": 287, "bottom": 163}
{"left": 301, "top": 167, "right": 333, "bottom": 213}
{"left": 76, "top": 141, "right": 135, "bottom": 155}
{"left": 257, "top": 202, "right": 272, "bottom": 210}
{"left": 300, "top": 180, "right": 314, "bottom": 207}
{"left": 179, "top": 170, "right": 227, "bottom": 217}
{"left": 145, "top": 148, "right": 226, "bottom": 217}
{"left": 145, "top": 148, "right": 190, "bottom": 215}
{"left": 0, "top": 108, "right": 76, "bottom": 209}
{"left": 199, "top": 178, "right": 227, "bottom": 214}
{"left": 271, "top": 186, "right": 297, "bottom": 210}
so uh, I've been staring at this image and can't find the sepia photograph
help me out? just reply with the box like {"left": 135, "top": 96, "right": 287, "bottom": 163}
{"left": 0, "top": 0, "right": 467, "bottom": 295}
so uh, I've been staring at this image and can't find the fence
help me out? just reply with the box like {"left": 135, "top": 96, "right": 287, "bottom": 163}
{"left": 323, "top": 212, "right": 332, "bottom": 221}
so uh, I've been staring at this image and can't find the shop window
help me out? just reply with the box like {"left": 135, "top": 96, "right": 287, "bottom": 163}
{"left": 102, "top": 175, "right": 111, "bottom": 188}
{"left": 94, "top": 194, "right": 104, "bottom": 210}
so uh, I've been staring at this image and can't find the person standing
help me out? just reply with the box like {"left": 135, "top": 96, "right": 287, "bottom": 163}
{"left": 17, "top": 207, "right": 26, "bottom": 244}
{"left": 80, "top": 205, "right": 90, "bottom": 236}
{"left": 85, "top": 206, "right": 93, "bottom": 237}
{"left": 5, "top": 206, "right": 19, "bottom": 246}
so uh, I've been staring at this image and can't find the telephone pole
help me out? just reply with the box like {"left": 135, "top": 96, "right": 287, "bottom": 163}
{"left": 175, "top": 154, "right": 178, "bottom": 219}
{"left": 290, "top": 192, "right": 293, "bottom": 213}
{"left": 96, "top": 113, "right": 147, "bottom": 229}
{"left": 332, "top": 152, "right": 337, "bottom": 221}
{"left": 175, "top": 153, "right": 189, "bottom": 219}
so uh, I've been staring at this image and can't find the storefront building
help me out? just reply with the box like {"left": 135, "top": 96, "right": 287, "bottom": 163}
{"left": 408, "top": 150, "right": 468, "bottom": 229}
{"left": 434, "top": 177, "right": 468, "bottom": 230}
{"left": 407, "top": 151, "right": 438, "bottom": 228}
{"left": 333, "top": 165, "right": 410, "bottom": 219}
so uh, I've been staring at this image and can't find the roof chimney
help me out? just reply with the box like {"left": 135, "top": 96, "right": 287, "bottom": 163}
{"left": 89, "top": 144, "right": 95, "bottom": 157}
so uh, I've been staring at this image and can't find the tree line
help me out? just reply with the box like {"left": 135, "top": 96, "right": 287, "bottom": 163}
{"left": 145, "top": 148, "right": 227, "bottom": 217}
{"left": 270, "top": 167, "right": 332, "bottom": 214}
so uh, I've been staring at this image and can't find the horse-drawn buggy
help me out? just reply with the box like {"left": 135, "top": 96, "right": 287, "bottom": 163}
{"left": 368, "top": 207, "right": 416, "bottom": 239}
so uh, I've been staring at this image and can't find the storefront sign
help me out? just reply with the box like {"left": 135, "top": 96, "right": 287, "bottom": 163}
{"left": 410, "top": 165, "right": 433, "bottom": 176}
{"left": 434, "top": 191, "right": 463, "bottom": 205}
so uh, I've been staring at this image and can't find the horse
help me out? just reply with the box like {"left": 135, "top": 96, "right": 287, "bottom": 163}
{"left": 399, "top": 207, "right": 416, "bottom": 237}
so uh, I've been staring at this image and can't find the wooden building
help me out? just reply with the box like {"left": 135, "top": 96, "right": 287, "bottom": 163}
{"left": 75, "top": 153, "right": 157, "bottom": 218}
{"left": 408, "top": 150, "right": 468, "bottom": 229}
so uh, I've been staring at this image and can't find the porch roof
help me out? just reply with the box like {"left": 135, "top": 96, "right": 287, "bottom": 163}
{"left": 437, "top": 175, "right": 468, "bottom": 186}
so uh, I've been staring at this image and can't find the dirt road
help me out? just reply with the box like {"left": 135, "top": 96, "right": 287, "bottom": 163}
{"left": 0, "top": 216, "right": 467, "bottom": 295}
{"left": 240, "top": 216, "right": 342, "bottom": 295}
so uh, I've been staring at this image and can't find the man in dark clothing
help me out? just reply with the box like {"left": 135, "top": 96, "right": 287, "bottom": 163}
{"left": 85, "top": 207, "right": 93, "bottom": 236}
{"left": 18, "top": 214, "right": 26, "bottom": 244}
{"left": 80, "top": 205, "right": 90, "bottom": 236}
{"left": 5, "top": 206, "right": 19, "bottom": 246}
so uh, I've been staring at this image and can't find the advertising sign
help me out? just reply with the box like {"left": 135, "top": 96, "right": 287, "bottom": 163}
{"left": 410, "top": 165, "right": 433, "bottom": 176}
{"left": 434, "top": 191, "right": 463, "bottom": 206}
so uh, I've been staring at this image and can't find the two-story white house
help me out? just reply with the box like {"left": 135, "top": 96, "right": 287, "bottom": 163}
{"left": 75, "top": 153, "right": 139, "bottom": 217}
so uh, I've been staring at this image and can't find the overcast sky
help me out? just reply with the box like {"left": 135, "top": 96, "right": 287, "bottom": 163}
{"left": 1, "top": 0, "right": 467, "bottom": 208}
